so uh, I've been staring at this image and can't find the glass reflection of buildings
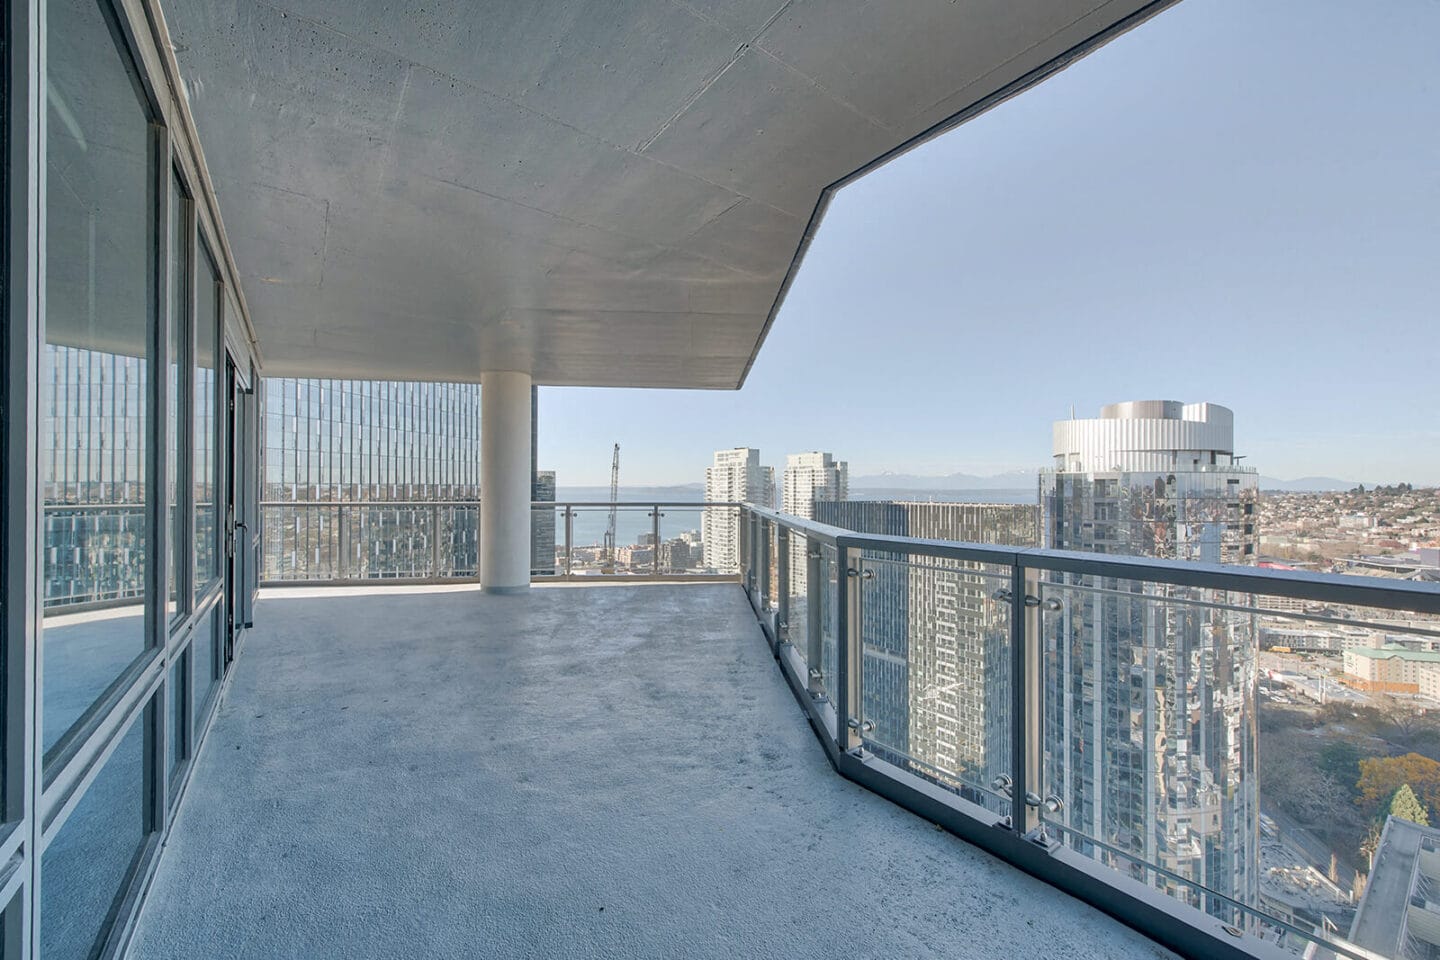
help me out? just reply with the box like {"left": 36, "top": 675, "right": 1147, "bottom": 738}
{"left": 261, "top": 378, "right": 483, "bottom": 579}
{"left": 814, "top": 500, "right": 1039, "bottom": 809}
{"left": 43, "top": 346, "right": 150, "bottom": 607}
{"left": 1039, "top": 401, "right": 1260, "bottom": 918}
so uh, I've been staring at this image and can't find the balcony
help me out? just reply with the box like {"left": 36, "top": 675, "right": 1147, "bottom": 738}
{"left": 128, "top": 580, "right": 1171, "bottom": 960}
{"left": 11, "top": 1, "right": 1440, "bottom": 959}
{"left": 97, "top": 502, "right": 1436, "bottom": 960}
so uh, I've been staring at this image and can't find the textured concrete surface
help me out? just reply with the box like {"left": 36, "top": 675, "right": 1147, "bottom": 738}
{"left": 159, "top": 0, "right": 1164, "bottom": 387}
{"left": 130, "top": 583, "right": 1175, "bottom": 960}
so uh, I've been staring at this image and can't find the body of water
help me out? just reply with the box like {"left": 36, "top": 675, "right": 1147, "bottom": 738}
{"left": 547, "top": 486, "right": 1037, "bottom": 548}
{"left": 549, "top": 504, "right": 706, "bottom": 549}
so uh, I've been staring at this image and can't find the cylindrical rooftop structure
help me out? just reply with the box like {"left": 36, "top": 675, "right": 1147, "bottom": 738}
{"left": 1053, "top": 400, "right": 1238, "bottom": 474}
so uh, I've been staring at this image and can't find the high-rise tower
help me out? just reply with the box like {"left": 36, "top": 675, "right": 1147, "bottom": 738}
{"left": 702, "top": 448, "right": 774, "bottom": 573}
{"left": 1040, "top": 400, "right": 1260, "bottom": 914}
{"left": 782, "top": 452, "right": 848, "bottom": 593}
{"left": 816, "top": 500, "right": 1038, "bottom": 808}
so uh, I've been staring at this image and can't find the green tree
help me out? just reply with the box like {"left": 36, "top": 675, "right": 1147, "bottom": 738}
{"left": 1318, "top": 741, "right": 1365, "bottom": 797}
{"left": 1358, "top": 753, "right": 1440, "bottom": 818}
{"left": 1389, "top": 783, "right": 1430, "bottom": 826}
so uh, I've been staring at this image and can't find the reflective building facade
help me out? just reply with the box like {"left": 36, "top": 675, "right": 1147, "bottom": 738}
{"left": 531, "top": 470, "right": 557, "bottom": 576}
{"left": 815, "top": 501, "right": 1039, "bottom": 803}
{"left": 42, "top": 347, "right": 149, "bottom": 609}
{"left": 1039, "top": 401, "right": 1261, "bottom": 914}
{"left": 261, "top": 378, "right": 482, "bottom": 580}
{"left": 531, "top": 386, "right": 556, "bottom": 575}
{"left": 262, "top": 378, "right": 482, "bottom": 503}
{"left": 9, "top": 0, "right": 265, "bottom": 952}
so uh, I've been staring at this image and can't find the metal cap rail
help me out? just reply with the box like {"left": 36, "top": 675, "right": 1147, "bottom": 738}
{"left": 739, "top": 501, "right": 1435, "bottom": 960}
{"left": 258, "top": 500, "right": 746, "bottom": 585}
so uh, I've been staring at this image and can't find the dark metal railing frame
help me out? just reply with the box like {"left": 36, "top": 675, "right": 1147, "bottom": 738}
{"left": 242, "top": 495, "right": 1438, "bottom": 959}
{"left": 739, "top": 503, "right": 1434, "bottom": 960}
{"left": 255, "top": 500, "right": 745, "bottom": 586}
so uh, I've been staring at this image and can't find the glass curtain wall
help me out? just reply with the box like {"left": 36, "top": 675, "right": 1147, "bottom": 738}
{"left": 166, "top": 169, "right": 188, "bottom": 627}
{"left": 38, "top": 3, "right": 161, "bottom": 958}
{"left": 261, "top": 378, "right": 482, "bottom": 581}
{"left": 193, "top": 248, "right": 218, "bottom": 601}
{"left": 41, "top": 0, "right": 156, "bottom": 762}
{"left": 6, "top": 0, "right": 262, "bottom": 957}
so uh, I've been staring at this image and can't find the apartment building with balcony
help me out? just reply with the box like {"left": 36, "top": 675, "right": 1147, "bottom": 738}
{"left": 1342, "top": 647, "right": 1440, "bottom": 695}
{"left": 782, "top": 451, "right": 847, "bottom": 595}
{"left": 703, "top": 448, "right": 773, "bottom": 573}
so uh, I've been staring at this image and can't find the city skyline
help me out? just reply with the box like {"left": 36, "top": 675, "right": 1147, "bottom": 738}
{"left": 535, "top": 0, "right": 1440, "bottom": 488}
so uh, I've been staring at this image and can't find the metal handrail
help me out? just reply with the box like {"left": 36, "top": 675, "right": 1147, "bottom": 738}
{"left": 739, "top": 501, "right": 1438, "bottom": 960}
{"left": 540, "top": 501, "right": 741, "bottom": 509}
{"left": 746, "top": 503, "right": 1440, "bottom": 612}
{"left": 743, "top": 503, "right": 850, "bottom": 546}
{"left": 258, "top": 500, "right": 747, "bottom": 585}
{"left": 260, "top": 500, "right": 478, "bottom": 508}
{"left": 259, "top": 500, "right": 742, "bottom": 508}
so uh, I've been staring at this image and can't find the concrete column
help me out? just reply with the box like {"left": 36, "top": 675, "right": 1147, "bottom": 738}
{"left": 481, "top": 370, "right": 533, "bottom": 593}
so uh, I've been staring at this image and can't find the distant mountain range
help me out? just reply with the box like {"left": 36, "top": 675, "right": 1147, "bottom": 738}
{"left": 557, "top": 484, "right": 703, "bottom": 502}
{"left": 556, "top": 474, "right": 1368, "bottom": 500}
{"left": 851, "top": 470, "right": 1362, "bottom": 493}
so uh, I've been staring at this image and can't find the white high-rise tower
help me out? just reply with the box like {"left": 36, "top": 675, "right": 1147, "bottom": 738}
{"left": 702, "top": 448, "right": 774, "bottom": 573}
{"left": 782, "top": 452, "right": 848, "bottom": 592}
{"left": 1041, "top": 400, "right": 1260, "bottom": 917}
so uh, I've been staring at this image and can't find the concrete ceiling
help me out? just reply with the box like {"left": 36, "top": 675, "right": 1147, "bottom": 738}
{"left": 164, "top": 0, "right": 1165, "bottom": 388}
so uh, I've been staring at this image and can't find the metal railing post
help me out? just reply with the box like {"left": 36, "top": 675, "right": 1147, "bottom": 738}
{"left": 807, "top": 537, "right": 823, "bottom": 689}
{"left": 739, "top": 507, "right": 751, "bottom": 587}
{"left": 776, "top": 526, "right": 790, "bottom": 641}
{"left": 759, "top": 520, "right": 772, "bottom": 609}
{"left": 564, "top": 505, "right": 573, "bottom": 579}
{"left": 837, "top": 542, "right": 864, "bottom": 752}
{"left": 652, "top": 505, "right": 661, "bottom": 576}
{"left": 431, "top": 503, "right": 441, "bottom": 577}
{"left": 1009, "top": 562, "right": 1044, "bottom": 836}
{"left": 338, "top": 504, "right": 348, "bottom": 580}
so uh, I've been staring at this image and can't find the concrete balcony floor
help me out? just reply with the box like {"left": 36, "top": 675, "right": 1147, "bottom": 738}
{"left": 131, "top": 583, "right": 1175, "bottom": 960}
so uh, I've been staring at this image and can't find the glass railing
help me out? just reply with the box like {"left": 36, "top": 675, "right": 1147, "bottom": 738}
{"left": 42, "top": 503, "right": 148, "bottom": 609}
{"left": 261, "top": 501, "right": 480, "bottom": 581}
{"left": 739, "top": 503, "right": 1440, "bottom": 960}
{"left": 259, "top": 501, "right": 743, "bottom": 583}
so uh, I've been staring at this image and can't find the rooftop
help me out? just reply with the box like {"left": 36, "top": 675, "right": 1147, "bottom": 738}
{"left": 130, "top": 583, "right": 1174, "bottom": 959}
{"left": 1348, "top": 647, "right": 1440, "bottom": 662}
{"left": 1350, "top": 816, "right": 1440, "bottom": 958}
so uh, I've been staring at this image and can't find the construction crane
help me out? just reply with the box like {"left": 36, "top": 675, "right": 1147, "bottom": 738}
{"left": 601, "top": 443, "right": 620, "bottom": 574}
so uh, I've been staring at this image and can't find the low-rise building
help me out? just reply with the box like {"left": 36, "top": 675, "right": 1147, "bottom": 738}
{"left": 1342, "top": 647, "right": 1440, "bottom": 694}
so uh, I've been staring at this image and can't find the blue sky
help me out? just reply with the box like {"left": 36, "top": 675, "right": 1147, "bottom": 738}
{"left": 539, "top": 0, "right": 1440, "bottom": 487}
